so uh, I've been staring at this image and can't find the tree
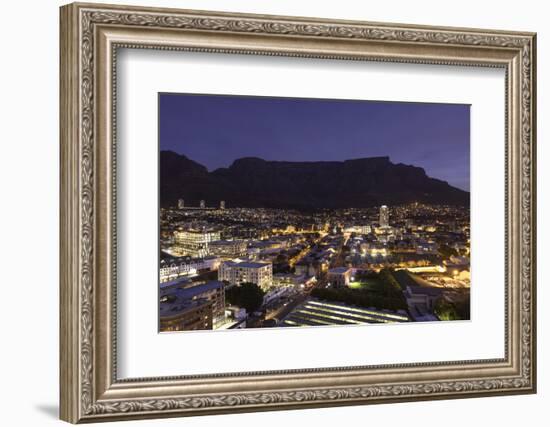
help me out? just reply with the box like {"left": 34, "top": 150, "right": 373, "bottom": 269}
{"left": 225, "top": 282, "right": 265, "bottom": 313}
{"left": 434, "top": 298, "right": 458, "bottom": 321}
{"left": 225, "top": 285, "right": 240, "bottom": 306}
{"left": 378, "top": 268, "right": 406, "bottom": 300}
{"left": 275, "top": 253, "right": 287, "bottom": 264}
{"left": 438, "top": 244, "right": 458, "bottom": 259}
{"left": 454, "top": 294, "right": 470, "bottom": 320}
{"left": 311, "top": 283, "right": 407, "bottom": 312}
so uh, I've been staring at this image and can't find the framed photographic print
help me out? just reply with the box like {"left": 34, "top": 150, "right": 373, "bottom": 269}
{"left": 60, "top": 2, "right": 537, "bottom": 423}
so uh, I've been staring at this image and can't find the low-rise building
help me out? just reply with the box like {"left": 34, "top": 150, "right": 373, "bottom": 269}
{"left": 390, "top": 270, "right": 444, "bottom": 321}
{"left": 295, "top": 259, "right": 328, "bottom": 278}
{"left": 444, "top": 255, "right": 470, "bottom": 274}
{"left": 225, "top": 306, "right": 247, "bottom": 322}
{"left": 405, "top": 285, "right": 443, "bottom": 321}
{"left": 344, "top": 225, "right": 372, "bottom": 234}
{"left": 159, "top": 255, "right": 222, "bottom": 283}
{"left": 209, "top": 239, "right": 247, "bottom": 258}
{"left": 416, "top": 240, "right": 438, "bottom": 254}
{"left": 263, "top": 287, "right": 293, "bottom": 305}
{"left": 272, "top": 273, "right": 307, "bottom": 288}
{"left": 405, "top": 285, "right": 442, "bottom": 308}
{"left": 327, "top": 267, "right": 353, "bottom": 288}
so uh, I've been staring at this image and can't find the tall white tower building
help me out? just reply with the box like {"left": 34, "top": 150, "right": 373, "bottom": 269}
{"left": 379, "top": 205, "right": 389, "bottom": 227}
{"left": 220, "top": 200, "right": 225, "bottom": 210}
{"left": 200, "top": 200, "right": 206, "bottom": 209}
{"left": 177, "top": 199, "right": 184, "bottom": 209}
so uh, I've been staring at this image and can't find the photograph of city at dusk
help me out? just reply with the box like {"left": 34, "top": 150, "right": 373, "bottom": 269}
{"left": 158, "top": 93, "right": 471, "bottom": 333}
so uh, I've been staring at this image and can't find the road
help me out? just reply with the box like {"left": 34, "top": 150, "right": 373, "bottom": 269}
{"left": 266, "top": 292, "right": 309, "bottom": 322}
{"left": 250, "top": 233, "right": 349, "bottom": 327}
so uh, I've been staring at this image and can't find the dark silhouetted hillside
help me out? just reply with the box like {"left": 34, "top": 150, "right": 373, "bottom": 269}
{"left": 160, "top": 151, "right": 469, "bottom": 209}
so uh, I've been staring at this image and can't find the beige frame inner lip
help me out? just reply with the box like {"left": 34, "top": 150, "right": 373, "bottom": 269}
{"left": 93, "top": 24, "right": 520, "bottom": 400}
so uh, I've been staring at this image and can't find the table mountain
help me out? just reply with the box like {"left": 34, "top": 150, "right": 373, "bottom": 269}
{"left": 160, "top": 150, "right": 469, "bottom": 209}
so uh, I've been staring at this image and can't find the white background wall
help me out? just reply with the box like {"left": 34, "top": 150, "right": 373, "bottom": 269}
{"left": 0, "top": 0, "right": 546, "bottom": 426}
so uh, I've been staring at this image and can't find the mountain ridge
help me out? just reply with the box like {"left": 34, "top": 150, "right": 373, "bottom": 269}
{"left": 160, "top": 150, "right": 469, "bottom": 209}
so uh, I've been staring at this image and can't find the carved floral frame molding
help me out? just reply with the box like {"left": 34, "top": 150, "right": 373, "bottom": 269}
{"left": 60, "top": 2, "right": 536, "bottom": 423}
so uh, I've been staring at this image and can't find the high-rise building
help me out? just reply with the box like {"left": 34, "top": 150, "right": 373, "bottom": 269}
{"left": 159, "top": 299, "right": 213, "bottom": 332}
{"left": 220, "top": 200, "right": 225, "bottom": 210}
{"left": 177, "top": 199, "right": 185, "bottom": 209}
{"left": 200, "top": 199, "right": 206, "bottom": 209}
{"left": 380, "top": 205, "right": 390, "bottom": 227}
{"left": 159, "top": 281, "right": 226, "bottom": 330}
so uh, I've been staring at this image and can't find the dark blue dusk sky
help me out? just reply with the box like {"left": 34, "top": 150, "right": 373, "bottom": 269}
{"left": 159, "top": 93, "right": 470, "bottom": 191}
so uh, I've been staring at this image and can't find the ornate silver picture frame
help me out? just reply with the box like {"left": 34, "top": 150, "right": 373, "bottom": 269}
{"left": 60, "top": 2, "right": 536, "bottom": 423}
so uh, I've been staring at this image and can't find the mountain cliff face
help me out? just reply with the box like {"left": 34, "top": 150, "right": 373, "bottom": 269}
{"left": 160, "top": 150, "right": 469, "bottom": 209}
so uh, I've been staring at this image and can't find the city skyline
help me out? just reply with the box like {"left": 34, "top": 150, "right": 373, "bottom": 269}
{"left": 160, "top": 93, "right": 470, "bottom": 191}
{"left": 160, "top": 203, "right": 471, "bottom": 332}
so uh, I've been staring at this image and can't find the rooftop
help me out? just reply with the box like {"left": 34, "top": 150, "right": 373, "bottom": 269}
{"left": 328, "top": 267, "right": 351, "bottom": 274}
{"left": 407, "top": 285, "right": 444, "bottom": 297}
{"left": 160, "top": 277, "right": 193, "bottom": 289}
{"left": 160, "top": 252, "right": 221, "bottom": 264}
{"left": 160, "top": 281, "right": 225, "bottom": 300}
{"left": 224, "top": 260, "right": 271, "bottom": 269}
{"left": 282, "top": 299, "right": 409, "bottom": 327}
{"left": 210, "top": 239, "right": 245, "bottom": 246}
{"left": 159, "top": 297, "right": 212, "bottom": 318}
{"left": 175, "top": 228, "right": 220, "bottom": 234}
